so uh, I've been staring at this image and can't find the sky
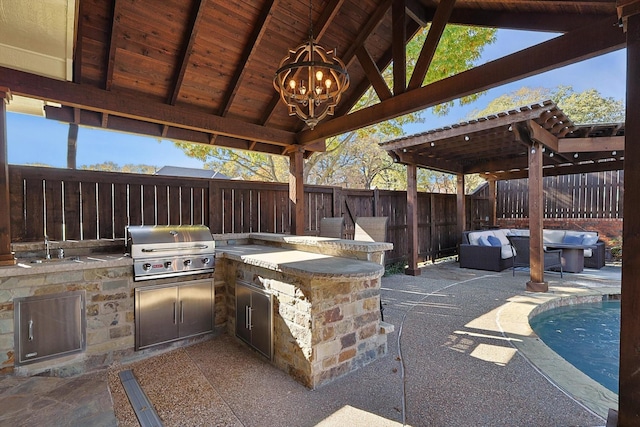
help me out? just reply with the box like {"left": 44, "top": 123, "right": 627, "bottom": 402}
{"left": 6, "top": 29, "right": 627, "bottom": 170}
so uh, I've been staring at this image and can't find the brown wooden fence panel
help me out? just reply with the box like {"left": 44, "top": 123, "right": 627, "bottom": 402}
{"left": 498, "top": 171, "right": 624, "bottom": 219}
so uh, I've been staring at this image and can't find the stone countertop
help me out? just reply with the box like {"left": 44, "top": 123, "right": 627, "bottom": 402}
{"left": 0, "top": 254, "right": 132, "bottom": 278}
{"left": 216, "top": 244, "right": 384, "bottom": 279}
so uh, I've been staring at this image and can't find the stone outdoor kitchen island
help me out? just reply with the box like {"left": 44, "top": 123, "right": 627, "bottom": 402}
{"left": 214, "top": 233, "right": 394, "bottom": 388}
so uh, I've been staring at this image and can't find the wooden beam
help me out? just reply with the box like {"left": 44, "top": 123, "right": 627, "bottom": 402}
{"left": 289, "top": 147, "right": 305, "bottom": 235}
{"left": 219, "top": 0, "right": 278, "bottom": 115}
{"left": 405, "top": 163, "right": 421, "bottom": 275}
{"left": 456, "top": 173, "right": 465, "bottom": 243}
{"left": 73, "top": 0, "right": 84, "bottom": 83}
{"left": 67, "top": 124, "right": 78, "bottom": 169}
{"left": 489, "top": 158, "right": 625, "bottom": 180}
{"left": 407, "top": 0, "right": 456, "bottom": 91}
{"left": 1, "top": 66, "right": 296, "bottom": 146}
{"left": 527, "top": 139, "right": 548, "bottom": 292}
{"left": 392, "top": 0, "right": 407, "bottom": 95}
{"left": 405, "top": 0, "right": 428, "bottom": 27}
{"left": 299, "top": 17, "right": 625, "bottom": 145}
{"left": 0, "top": 87, "right": 15, "bottom": 266}
{"left": 104, "top": 0, "right": 121, "bottom": 91}
{"left": 558, "top": 135, "right": 625, "bottom": 153}
{"left": 391, "top": 149, "right": 464, "bottom": 173}
{"left": 168, "top": 0, "right": 208, "bottom": 106}
{"left": 526, "top": 119, "right": 559, "bottom": 152}
{"left": 619, "top": 10, "right": 640, "bottom": 426}
{"left": 355, "top": 46, "right": 392, "bottom": 101}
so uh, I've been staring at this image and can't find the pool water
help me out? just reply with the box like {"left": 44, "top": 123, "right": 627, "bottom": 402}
{"left": 529, "top": 300, "right": 620, "bottom": 394}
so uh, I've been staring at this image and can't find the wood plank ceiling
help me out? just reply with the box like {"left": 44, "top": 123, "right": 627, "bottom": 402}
{"left": 0, "top": 0, "right": 623, "bottom": 158}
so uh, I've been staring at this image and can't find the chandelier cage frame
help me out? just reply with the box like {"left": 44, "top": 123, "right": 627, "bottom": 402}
{"left": 273, "top": 2, "right": 349, "bottom": 130}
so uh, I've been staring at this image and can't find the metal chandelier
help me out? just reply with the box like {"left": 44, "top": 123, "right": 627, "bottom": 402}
{"left": 273, "top": 0, "right": 349, "bottom": 130}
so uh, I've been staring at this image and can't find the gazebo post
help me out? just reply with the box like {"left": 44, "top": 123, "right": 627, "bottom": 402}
{"left": 526, "top": 140, "right": 547, "bottom": 292}
{"left": 289, "top": 146, "right": 305, "bottom": 235}
{"left": 0, "top": 87, "right": 15, "bottom": 266}
{"left": 617, "top": 5, "right": 640, "bottom": 426}
{"left": 405, "top": 163, "right": 421, "bottom": 275}
{"left": 456, "top": 173, "right": 465, "bottom": 242}
{"left": 488, "top": 179, "right": 497, "bottom": 226}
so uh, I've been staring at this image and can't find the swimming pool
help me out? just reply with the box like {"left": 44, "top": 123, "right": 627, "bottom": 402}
{"left": 529, "top": 299, "right": 620, "bottom": 394}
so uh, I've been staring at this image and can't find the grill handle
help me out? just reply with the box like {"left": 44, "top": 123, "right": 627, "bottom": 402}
{"left": 141, "top": 244, "right": 209, "bottom": 253}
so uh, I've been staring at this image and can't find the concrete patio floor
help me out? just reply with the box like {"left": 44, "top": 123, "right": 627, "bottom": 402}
{"left": 0, "top": 262, "right": 621, "bottom": 426}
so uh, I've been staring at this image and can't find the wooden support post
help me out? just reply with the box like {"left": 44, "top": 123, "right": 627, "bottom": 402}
{"left": 392, "top": 0, "right": 406, "bottom": 95}
{"left": 67, "top": 123, "right": 78, "bottom": 169}
{"left": 0, "top": 87, "right": 15, "bottom": 266}
{"left": 405, "top": 163, "right": 420, "bottom": 275}
{"left": 527, "top": 140, "right": 547, "bottom": 292}
{"left": 456, "top": 173, "right": 465, "bottom": 240}
{"left": 488, "top": 179, "right": 497, "bottom": 225}
{"left": 289, "top": 147, "right": 305, "bottom": 235}
{"left": 618, "top": 8, "right": 640, "bottom": 426}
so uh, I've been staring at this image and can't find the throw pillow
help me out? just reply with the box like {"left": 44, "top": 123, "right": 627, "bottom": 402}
{"left": 487, "top": 235, "right": 502, "bottom": 247}
{"left": 562, "top": 234, "right": 584, "bottom": 245}
{"left": 582, "top": 235, "right": 599, "bottom": 246}
{"left": 477, "top": 236, "right": 490, "bottom": 246}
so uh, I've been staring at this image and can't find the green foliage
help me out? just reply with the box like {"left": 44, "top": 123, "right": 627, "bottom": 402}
{"left": 384, "top": 261, "right": 407, "bottom": 276}
{"left": 80, "top": 162, "right": 158, "bottom": 174}
{"left": 466, "top": 86, "right": 625, "bottom": 124}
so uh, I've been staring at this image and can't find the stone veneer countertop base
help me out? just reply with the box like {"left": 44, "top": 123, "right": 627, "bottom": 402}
{"left": 216, "top": 244, "right": 384, "bottom": 279}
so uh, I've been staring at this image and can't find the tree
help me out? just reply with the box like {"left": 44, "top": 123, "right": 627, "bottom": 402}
{"left": 173, "top": 24, "right": 497, "bottom": 188}
{"left": 81, "top": 162, "right": 158, "bottom": 174}
{"left": 466, "top": 85, "right": 625, "bottom": 124}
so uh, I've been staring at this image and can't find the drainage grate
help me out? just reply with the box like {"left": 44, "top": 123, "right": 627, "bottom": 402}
{"left": 119, "top": 369, "right": 164, "bottom": 427}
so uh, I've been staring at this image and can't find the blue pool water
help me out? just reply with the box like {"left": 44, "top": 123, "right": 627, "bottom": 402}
{"left": 529, "top": 300, "right": 620, "bottom": 394}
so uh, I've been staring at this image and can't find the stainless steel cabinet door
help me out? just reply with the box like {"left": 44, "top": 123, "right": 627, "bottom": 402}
{"left": 136, "top": 285, "right": 179, "bottom": 349}
{"left": 235, "top": 282, "right": 252, "bottom": 345}
{"left": 250, "top": 289, "right": 272, "bottom": 359}
{"left": 179, "top": 281, "right": 213, "bottom": 338}
{"left": 15, "top": 291, "right": 85, "bottom": 365}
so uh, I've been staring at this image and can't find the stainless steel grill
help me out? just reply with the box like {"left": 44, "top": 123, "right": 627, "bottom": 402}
{"left": 126, "top": 225, "right": 215, "bottom": 281}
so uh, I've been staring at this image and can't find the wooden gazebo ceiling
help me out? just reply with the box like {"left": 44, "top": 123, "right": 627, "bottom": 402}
{"left": 380, "top": 100, "right": 625, "bottom": 180}
{"left": 0, "top": 0, "right": 626, "bottom": 157}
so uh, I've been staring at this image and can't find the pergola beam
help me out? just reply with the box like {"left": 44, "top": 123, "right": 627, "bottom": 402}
{"left": 558, "top": 136, "right": 625, "bottom": 153}
{"left": 299, "top": 17, "right": 625, "bottom": 145}
{"left": 0, "top": 66, "right": 296, "bottom": 147}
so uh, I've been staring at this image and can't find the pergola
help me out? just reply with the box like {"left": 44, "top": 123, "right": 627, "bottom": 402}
{"left": 380, "top": 100, "right": 625, "bottom": 289}
{"left": 0, "top": 1, "right": 639, "bottom": 424}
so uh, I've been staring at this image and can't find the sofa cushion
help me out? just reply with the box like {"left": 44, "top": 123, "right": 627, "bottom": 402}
{"left": 584, "top": 248, "right": 593, "bottom": 257}
{"left": 543, "top": 229, "right": 565, "bottom": 244}
{"left": 582, "top": 235, "right": 599, "bottom": 245}
{"left": 492, "top": 229, "right": 512, "bottom": 245}
{"left": 563, "top": 234, "right": 584, "bottom": 245}
{"left": 477, "top": 236, "right": 490, "bottom": 246}
{"left": 487, "top": 235, "right": 502, "bottom": 246}
{"left": 501, "top": 245, "right": 516, "bottom": 259}
{"left": 468, "top": 230, "right": 496, "bottom": 245}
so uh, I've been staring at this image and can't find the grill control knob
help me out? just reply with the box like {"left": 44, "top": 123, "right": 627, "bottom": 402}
{"left": 183, "top": 259, "right": 192, "bottom": 267}
{"left": 201, "top": 257, "right": 211, "bottom": 265}
{"left": 142, "top": 263, "right": 152, "bottom": 271}
{"left": 164, "top": 261, "right": 172, "bottom": 268}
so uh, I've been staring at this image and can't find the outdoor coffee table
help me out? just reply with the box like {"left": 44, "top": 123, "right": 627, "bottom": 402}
{"left": 545, "top": 244, "right": 588, "bottom": 273}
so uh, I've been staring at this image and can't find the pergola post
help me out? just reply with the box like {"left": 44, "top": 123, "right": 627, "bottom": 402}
{"left": 488, "top": 179, "right": 497, "bottom": 225}
{"left": 289, "top": 146, "right": 305, "bottom": 235}
{"left": 456, "top": 173, "right": 465, "bottom": 240}
{"left": 526, "top": 140, "right": 547, "bottom": 292}
{"left": 67, "top": 123, "right": 78, "bottom": 169}
{"left": 0, "top": 87, "right": 15, "bottom": 266}
{"left": 618, "top": 5, "right": 640, "bottom": 425}
{"left": 405, "top": 163, "right": 421, "bottom": 275}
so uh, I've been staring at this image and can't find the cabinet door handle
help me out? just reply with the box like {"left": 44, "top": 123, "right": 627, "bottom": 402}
{"left": 28, "top": 319, "right": 34, "bottom": 341}
{"left": 180, "top": 301, "right": 184, "bottom": 323}
{"left": 173, "top": 302, "right": 177, "bottom": 324}
{"left": 248, "top": 306, "right": 253, "bottom": 331}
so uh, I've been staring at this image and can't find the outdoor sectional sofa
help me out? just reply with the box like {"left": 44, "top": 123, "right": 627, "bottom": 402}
{"left": 459, "top": 228, "right": 606, "bottom": 272}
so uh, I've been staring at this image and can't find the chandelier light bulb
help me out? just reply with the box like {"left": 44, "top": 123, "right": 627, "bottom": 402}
{"left": 315, "top": 85, "right": 322, "bottom": 95}
{"left": 289, "top": 80, "right": 296, "bottom": 90}
{"left": 299, "top": 83, "right": 307, "bottom": 95}
{"left": 325, "top": 79, "right": 332, "bottom": 89}
{"left": 316, "top": 70, "right": 323, "bottom": 81}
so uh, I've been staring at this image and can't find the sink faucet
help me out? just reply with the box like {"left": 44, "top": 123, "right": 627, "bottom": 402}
{"left": 44, "top": 235, "right": 51, "bottom": 259}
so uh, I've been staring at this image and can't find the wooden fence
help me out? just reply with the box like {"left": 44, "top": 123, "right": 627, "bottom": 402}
{"left": 497, "top": 171, "right": 624, "bottom": 219}
{"left": 9, "top": 166, "right": 479, "bottom": 265}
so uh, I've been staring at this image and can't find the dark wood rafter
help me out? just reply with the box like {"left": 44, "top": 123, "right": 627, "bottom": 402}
{"left": 104, "top": 0, "right": 121, "bottom": 91}
{"left": 72, "top": 0, "right": 83, "bottom": 83}
{"left": 392, "top": 0, "right": 407, "bottom": 95}
{"left": 407, "top": 0, "right": 456, "bottom": 91}
{"left": 299, "top": 17, "right": 624, "bottom": 145}
{"left": 355, "top": 46, "right": 392, "bottom": 101}
{"left": 168, "top": 0, "right": 208, "bottom": 106}
{"left": 218, "top": 0, "right": 277, "bottom": 116}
